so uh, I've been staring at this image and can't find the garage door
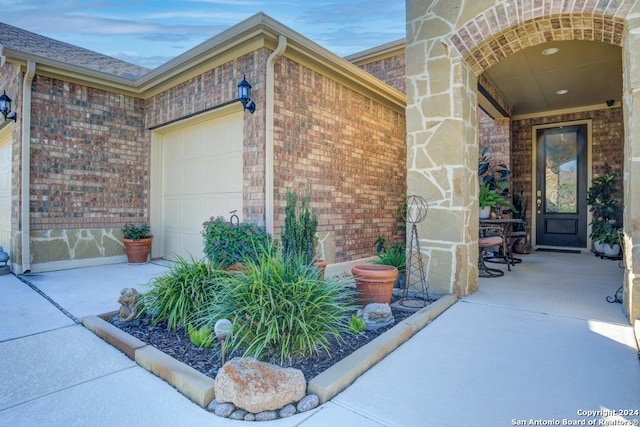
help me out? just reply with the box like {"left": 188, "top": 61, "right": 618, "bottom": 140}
{"left": 160, "top": 111, "right": 243, "bottom": 260}
{"left": 0, "top": 126, "right": 11, "bottom": 254}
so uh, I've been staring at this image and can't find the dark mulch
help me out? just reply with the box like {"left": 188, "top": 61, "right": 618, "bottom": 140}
{"left": 109, "top": 299, "right": 428, "bottom": 381}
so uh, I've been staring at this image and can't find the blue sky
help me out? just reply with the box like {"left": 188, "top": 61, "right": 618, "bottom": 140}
{"left": 3, "top": 0, "right": 406, "bottom": 69}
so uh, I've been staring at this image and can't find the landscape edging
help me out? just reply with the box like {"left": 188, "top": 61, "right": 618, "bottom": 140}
{"left": 81, "top": 293, "right": 457, "bottom": 409}
{"left": 308, "top": 293, "right": 457, "bottom": 402}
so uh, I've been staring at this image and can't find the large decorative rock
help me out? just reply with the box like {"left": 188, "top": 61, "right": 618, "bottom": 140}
{"left": 358, "top": 303, "right": 395, "bottom": 331}
{"left": 214, "top": 357, "right": 306, "bottom": 414}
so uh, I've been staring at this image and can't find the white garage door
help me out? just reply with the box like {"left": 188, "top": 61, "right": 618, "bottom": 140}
{"left": 0, "top": 127, "right": 11, "bottom": 254}
{"left": 160, "top": 111, "right": 243, "bottom": 260}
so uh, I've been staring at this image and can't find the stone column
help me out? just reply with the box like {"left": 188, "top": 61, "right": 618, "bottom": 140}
{"left": 406, "top": 0, "right": 479, "bottom": 297}
{"left": 622, "top": 9, "right": 640, "bottom": 322}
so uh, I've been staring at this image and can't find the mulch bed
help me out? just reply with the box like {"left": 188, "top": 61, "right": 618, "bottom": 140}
{"left": 109, "top": 299, "right": 425, "bottom": 381}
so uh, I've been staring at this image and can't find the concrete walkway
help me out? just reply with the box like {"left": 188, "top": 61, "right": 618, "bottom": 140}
{"left": 0, "top": 252, "right": 638, "bottom": 426}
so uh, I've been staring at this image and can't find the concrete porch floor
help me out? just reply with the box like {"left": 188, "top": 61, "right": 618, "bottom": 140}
{"left": 0, "top": 251, "right": 638, "bottom": 426}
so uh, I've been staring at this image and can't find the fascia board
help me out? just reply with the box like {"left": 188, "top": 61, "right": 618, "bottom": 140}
{"left": 1, "top": 47, "right": 143, "bottom": 97}
{"left": 344, "top": 38, "right": 406, "bottom": 66}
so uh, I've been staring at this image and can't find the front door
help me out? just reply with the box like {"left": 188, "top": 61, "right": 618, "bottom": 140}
{"left": 535, "top": 125, "right": 588, "bottom": 247}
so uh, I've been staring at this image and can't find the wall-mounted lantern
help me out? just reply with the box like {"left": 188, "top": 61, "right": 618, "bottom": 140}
{"left": 237, "top": 76, "right": 256, "bottom": 114}
{"left": 0, "top": 91, "right": 17, "bottom": 122}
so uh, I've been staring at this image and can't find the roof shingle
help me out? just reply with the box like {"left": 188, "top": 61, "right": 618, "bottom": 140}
{"left": 0, "top": 22, "right": 149, "bottom": 80}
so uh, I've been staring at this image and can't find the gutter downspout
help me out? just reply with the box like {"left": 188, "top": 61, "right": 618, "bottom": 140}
{"left": 21, "top": 61, "right": 36, "bottom": 273}
{"left": 265, "top": 35, "right": 287, "bottom": 235}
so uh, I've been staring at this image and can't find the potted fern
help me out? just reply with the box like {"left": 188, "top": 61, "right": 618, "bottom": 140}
{"left": 122, "top": 223, "right": 152, "bottom": 264}
{"left": 479, "top": 182, "right": 517, "bottom": 219}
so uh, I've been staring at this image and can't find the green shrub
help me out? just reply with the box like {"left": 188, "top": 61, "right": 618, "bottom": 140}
{"left": 122, "top": 223, "right": 151, "bottom": 240}
{"left": 373, "top": 242, "right": 406, "bottom": 271}
{"left": 348, "top": 315, "right": 366, "bottom": 335}
{"left": 202, "top": 216, "right": 272, "bottom": 269}
{"left": 138, "top": 256, "right": 216, "bottom": 331}
{"left": 281, "top": 190, "right": 318, "bottom": 265}
{"left": 187, "top": 323, "right": 214, "bottom": 348}
{"left": 194, "top": 246, "right": 355, "bottom": 364}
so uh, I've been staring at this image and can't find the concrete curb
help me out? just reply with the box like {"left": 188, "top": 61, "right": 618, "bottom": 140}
{"left": 308, "top": 293, "right": 457, "bottom": 402}
{"left": 81, "top": 315, "right": 216, "bottom": 408}
{"left": 81, "top": 294, "right": 457, "bottom": 409}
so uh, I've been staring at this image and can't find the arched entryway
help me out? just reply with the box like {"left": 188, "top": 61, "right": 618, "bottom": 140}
{"left": 406, "top": 0, "right": 640, "bottom": 322}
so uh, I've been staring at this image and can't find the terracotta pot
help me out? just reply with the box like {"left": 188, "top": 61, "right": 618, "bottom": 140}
{"left": 315, "top": 259, "right": 328, "bottom": 278}
{"left": 351, "top": 264, "right": 398, "bottom": 305}
{"left": 123, "top": 237, "right": 152, "bottom": 264}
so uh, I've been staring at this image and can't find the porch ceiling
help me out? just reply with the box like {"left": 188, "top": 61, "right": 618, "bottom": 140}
{"left": 483, "top": 40, "right": 622, "bottom": 117}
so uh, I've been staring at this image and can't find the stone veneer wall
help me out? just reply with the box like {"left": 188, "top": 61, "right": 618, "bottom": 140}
{"left": 357, "top": 54, "right": 406, "bottom": 94}
{"left": 272, "top": 57, "right": 406, "bottom": 263}
{"left": 27, "top": 75, "right": 147, "bottom": 267}
{"left": 406, "top": 0, "right": 639, "bottom": 308}
{"left": 145, "top": 50, "right": 269, "bottom": 225}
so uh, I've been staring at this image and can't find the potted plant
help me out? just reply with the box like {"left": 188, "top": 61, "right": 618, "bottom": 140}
{"left": 280, "top": 190, "right": 326, "bottom": 275}
{"left": 122, "top": 223, "right": 152, "bottom": 264}
{"left": 373, "top": 242, "right": 406, "bottom": 288}
{"left": 479, "top": 182, "right": 517, "bottom": 219}
{"left": 202, "top": 216, "right": 272, "bottom": 270}
{"left": 587, "top": 169, "right": 622, "bottom": 255}
{"left": 478, "top": 147, "right": 517, "bottom": 219}
{"left": 352, "top": 263, "right": 398, "bottom": 305}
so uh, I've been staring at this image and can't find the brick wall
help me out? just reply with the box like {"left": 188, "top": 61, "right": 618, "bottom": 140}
{"left": 511, "top": 107, "right": 624, "bottom": 229}
{"left": 0, "top": 63, "right": 23, "bottom": 233}
{"left": 272, "top": 57, "right": 407, "bottom": 262}
{"left": 357, "top": 54, "right": 406, "bottom": 93}
{"left": 145, "top": 50, "right": 269, "bottom": 225}
{"left": 479, "top": 109, "right": 511, "bottom": 173}
{"left": 29, "top": 75, "right": 147, "bottom": 230}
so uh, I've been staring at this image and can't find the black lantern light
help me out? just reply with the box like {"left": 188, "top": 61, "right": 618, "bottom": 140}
{"left": 0, "top": 91, "right": 17, "bottom": 122}
{"left": 237, "top": 76, "right": 256, "bottom": 114}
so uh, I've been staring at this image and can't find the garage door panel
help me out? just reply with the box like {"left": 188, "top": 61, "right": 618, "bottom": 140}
{"left": 201, "top": 194, "right": 243, "bottom": 222}
{"left": 160, "top": 111, "right": 244, "bottom": 261}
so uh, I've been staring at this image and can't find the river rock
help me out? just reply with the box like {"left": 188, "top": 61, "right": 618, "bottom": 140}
{"left": 229, "top": 409, "right": 248, "bottom": 420}
{"left": 359, "top": 303, "right": 395, "bottom": 330}
{"left": 255, "top": 410, "right": 278, "bottom": 421}
{"left": 297, "top": 394, "right": 320, "bottom": 412}
{"left": 213, "top": 402, "right": 235, "bottom": 417}
{"left": 279, "top": 404, "right": 297, "bottom": 418}
{"left": 214, "top": 357, "right": 306, "bottom": 413}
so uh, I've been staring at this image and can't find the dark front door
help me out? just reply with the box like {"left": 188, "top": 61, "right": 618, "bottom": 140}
{"left": 535, "top": 125, "right": 588, "bottom": 247}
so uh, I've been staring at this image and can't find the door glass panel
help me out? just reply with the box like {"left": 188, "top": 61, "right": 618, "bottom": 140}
{"left": 545, "top": 131, "right": 578, "bottom": 213}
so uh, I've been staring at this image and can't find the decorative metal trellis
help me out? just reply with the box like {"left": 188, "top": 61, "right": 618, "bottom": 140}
{"left": 400, "top": 195, "right": 431, "bottom": 308}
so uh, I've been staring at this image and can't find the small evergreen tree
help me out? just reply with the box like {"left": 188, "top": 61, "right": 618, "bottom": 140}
{"left": 281, "top": 190, "right": 318, "bottom": 265}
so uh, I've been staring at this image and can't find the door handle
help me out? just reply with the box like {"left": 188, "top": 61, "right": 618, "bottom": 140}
{"left": 536, "top": 198, "right": 542, "bottom": 214}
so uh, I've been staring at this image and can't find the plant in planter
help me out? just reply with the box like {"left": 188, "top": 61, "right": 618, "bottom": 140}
{"left": 373, "top": 242, "right": 406, "bottom": 288}
{"left": 202, "top": 216, "right": 272, "bottom": 270}
{"left": 122, "top": 223, "right": 152, "bottom": 264}
{"left": 478, "top": 147, "right": 517, "bottom": 219}
{"left": 281, "top": 190, "right": 326, "bottom": 274}
{"left": 479, "top": 182, "right": 517, "bottom": 218}
{"left": 587, "top": 169, "right": 622, "bottom": 255}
